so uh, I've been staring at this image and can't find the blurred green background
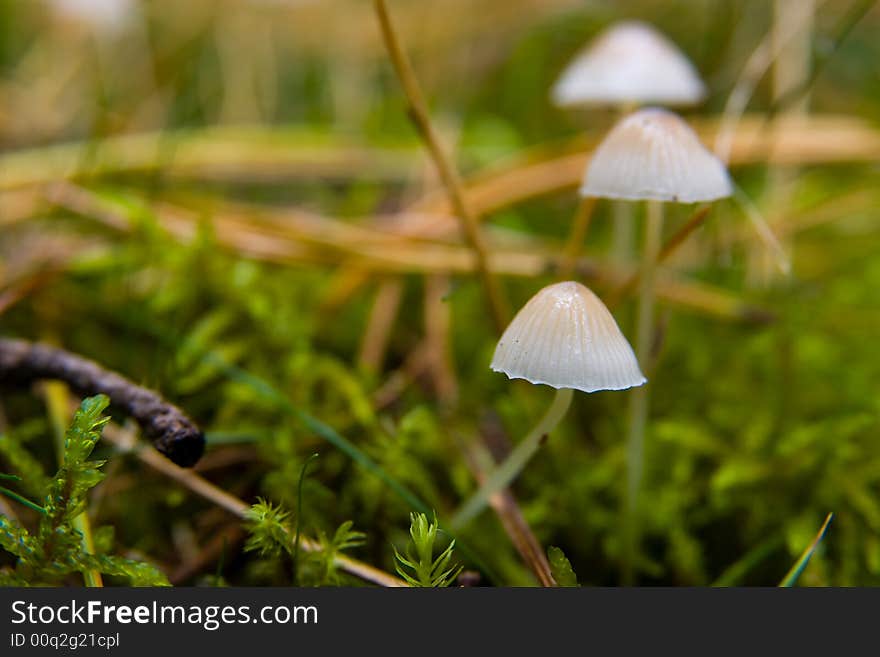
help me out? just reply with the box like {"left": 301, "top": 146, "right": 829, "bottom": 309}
{"left": 1, "top": 0, "right": 879, "bottom": 586}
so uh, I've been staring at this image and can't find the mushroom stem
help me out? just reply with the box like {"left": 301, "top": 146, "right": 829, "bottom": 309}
{"left": 610, "top": 102, "right": 639, "bottom": 264}
{"left": 622, "top": 199, "right": 663, "bottom": 583}
{"left": 611, "top": 199, "right": 635, "bottom": 264}
{"left": 606, "top": 205, "right": 712, "bottom": 309}
{"left": 450, "top": 387, "right": 573, "bottom": 530}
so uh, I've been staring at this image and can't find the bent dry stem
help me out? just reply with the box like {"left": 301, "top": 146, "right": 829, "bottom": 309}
{"left": 98, "top": 423, "right": 408, "bottom": 588}
{"left": 559, "top": 197, "right": 597, "bottom": 279}
{"left": 612, "top": 200, "right": 635, "bottom": 264}
{"left": 451, "top": 388, "right": 573, "bottom": 530}
{"left": 607, "top": 205, "right": 712, "bottom": 310}
{"left": 372, "top": 0, "right": 509, "bottom": 334}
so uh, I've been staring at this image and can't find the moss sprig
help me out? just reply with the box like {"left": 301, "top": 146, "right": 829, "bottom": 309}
{"left": 394, "top": 512, "right": 461, "bottom": 587}
{"left": 0, "top": 395, "right": 169, "bottom": 586}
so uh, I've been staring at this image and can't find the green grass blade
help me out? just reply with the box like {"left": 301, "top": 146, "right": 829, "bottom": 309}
{"left": 0, "top": 485, "right": 46, "bottom": 515}
{"left": 196, "top": 349, "right": 432, "bottom": 512}
{"left": 292, "top": 453, "right": 319, "bottom": 585}
{"left": 102, "top": 311, "right": 501, "bottom": 583}
{"left": 296, "top": 412, "right": 428, "bottom": 512}
{"left": 168, "top": 337, "right": 500, "bottom": 583}
{"left": 712, "top": 534, "right": 784, "bottom": 587}
{"left": 779, "top": 513, "right": 834, "bottom": 587}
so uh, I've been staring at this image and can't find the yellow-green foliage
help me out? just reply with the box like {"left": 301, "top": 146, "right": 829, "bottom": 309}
{"left": 1, "top": 0, "right": 879, "bottom": 587}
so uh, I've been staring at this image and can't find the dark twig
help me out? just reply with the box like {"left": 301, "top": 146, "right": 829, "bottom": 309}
{"left": 0, "top": 338, "right": 205, "bottom": 467}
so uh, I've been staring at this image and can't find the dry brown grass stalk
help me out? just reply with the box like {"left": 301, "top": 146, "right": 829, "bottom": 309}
{"left": 372, "top": 0, "right": 509, "bottom": 332}
{"left": 43, "top": 183, "right": 769, "bottom": 323}
{"left": 99, "top": 423, "right": 407, "bottom": 587}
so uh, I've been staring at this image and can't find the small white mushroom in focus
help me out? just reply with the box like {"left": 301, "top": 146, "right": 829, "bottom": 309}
{"left": 491, "top": 281, "right": 645, "bottom": 393}
{"left": 451, "top": 281, "right": 642, "bottom": 529}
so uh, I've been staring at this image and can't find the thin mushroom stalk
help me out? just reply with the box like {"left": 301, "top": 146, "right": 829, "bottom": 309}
{"left": 622, "top": 199, "right": 663, "bottom": 581}
{"left": 451, "top": 387, "right": 573, "bottom": 530}
{"left": 452, "top": 281, "right": 644, "bottom": 529}
{"left": 631, "top": 200, "right": 664, "bottom": 471}
{"left": 608, "top": 102, "right": 640, "bottom": 265}
{"left": 578, "top": 108, "right": 733, "bottom": 582}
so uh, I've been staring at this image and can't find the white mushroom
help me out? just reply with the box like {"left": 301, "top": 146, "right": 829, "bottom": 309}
{"left": 451, "top": 281, "right": 641, "bottom": 529}
{"left": 491, "top": 281, "right": 645, "bottom": 393}
{"left": 49, "top": 0, "right": 135, "bottom": 33}
{"left": 553, "top": 21, "right": 708, "bottom": 273}
{"left": 577, "top": 108, "right": 733, "bottom": 568}
{"left": 552, "top": 20, "right": 706, "bottom": 108}
{"left": 580, "top": 107, "right": 733, "bottom": 203}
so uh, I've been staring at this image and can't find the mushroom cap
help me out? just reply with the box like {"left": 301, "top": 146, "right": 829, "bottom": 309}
{"left": 552, "top": 21, "right": 706, "bottom": 108}
{"left": 579, "top": 107, "right": 733, "bottom": 203}
{"left": 51, "top": 0, "right": 134, "bottom": 32}
{"left": 491, "top": 281, "right": 646, "bottom": 393}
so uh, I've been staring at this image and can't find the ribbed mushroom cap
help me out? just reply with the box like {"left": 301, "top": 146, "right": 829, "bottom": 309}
{"left": 552, "top": 21, "right": 706, "bottom": 108}
{"left": 491, "top": 281, "right": 646, "bottom": 393}
{"left": 579, "top": 107, "right": 733, "bottom": 203}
